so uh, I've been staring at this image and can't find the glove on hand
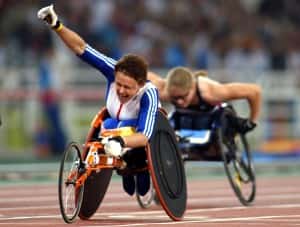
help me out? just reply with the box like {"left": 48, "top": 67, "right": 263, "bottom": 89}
{"left": 237, "top": 118, "right": 257, "bottom": 134}
{"left": 104, "top": 136, "right": 126, "bottom": 157}
{"left": 37, "top": 4, "right": 59, "bottom": 28}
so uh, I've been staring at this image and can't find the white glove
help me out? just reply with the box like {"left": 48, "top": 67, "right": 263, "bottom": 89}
{"left": 37, "top": 4, "right": 58, "bottom": 28}
{"left": 104, "top": 140, "right": 124, "bottom": 157}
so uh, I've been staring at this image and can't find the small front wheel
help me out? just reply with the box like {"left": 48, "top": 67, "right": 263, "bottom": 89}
{"left": 218, "top": 127, "right": 256, "bottom": 206}
{"left": 58, "top": 142, "right": 85, "bottom": 223}
{"left": 217, "top": 106, "right": 256, "bottom": 206}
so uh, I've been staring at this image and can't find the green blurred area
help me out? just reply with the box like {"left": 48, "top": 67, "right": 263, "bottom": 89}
{"left": 4, "top": 109, "right": 30, "bottom": 149}
{"left": 0, "top": 107, "right": 93, "bottom": 163}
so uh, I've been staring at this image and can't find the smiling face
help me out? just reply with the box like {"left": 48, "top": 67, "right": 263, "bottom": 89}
{"left": 115, "top": 71, "right": 142, "bottom": 104}
{"left": 114, "top": 54, "right": 148, "bottom": 103}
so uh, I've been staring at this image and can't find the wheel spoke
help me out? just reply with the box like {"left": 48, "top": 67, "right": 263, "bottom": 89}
{"left": 58, "top": 142, "right": 84, "bottom": 223}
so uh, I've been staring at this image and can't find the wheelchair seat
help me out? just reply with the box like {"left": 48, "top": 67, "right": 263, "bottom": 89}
{"left": 169, "top": 108, "right": 215, "bottom": 131}
{"left": 169, "top": 107, "right": 222, "bottom": 161}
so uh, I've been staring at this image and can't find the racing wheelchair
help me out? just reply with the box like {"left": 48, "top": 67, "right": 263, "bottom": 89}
{"left": 58, "top": 108, "right": 187, "bottom": 223}
{"left": 137, "top": 103, "right": 256, "bottom": 208}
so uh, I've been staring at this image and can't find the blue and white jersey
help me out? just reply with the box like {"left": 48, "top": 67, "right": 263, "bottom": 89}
{"left": 78, "top": 44, "right": 159, "bottom": 139}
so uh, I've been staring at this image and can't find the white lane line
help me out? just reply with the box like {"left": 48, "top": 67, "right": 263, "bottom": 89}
{"left": 0, "top": 215, "right": 60, "bottom": 221}
{"left": 266, "top": 219, "right": 300, "bottom": 223}
{"left": 0, "top": 205, "right": 58, "bottom": 211}
{"left": 0, "top": 203, "right": 297, "bottom": 220}
{"left": 0, "top": 196, "right": 56, "bottom": 203}
{"left": 27, "top": 203, "right": 300, "bottom": 215}
{"left": 1, "top": 196, "right": 300, "bottom": 212}
{"left": 0, "top": 223, "right": 68, "bottom": 226}
{"left": 187, "top": 203, "right": 300, "bottom": 213}
{"left": 2, "top": 193, "right": 300, "bottom": 205}
{"left": 0, "top": 214, "right": 297, "bottom": 226}
{"left": 1, "top": 204, "right": 300, "bottom": 222}
{"left": 80, "top": 214, "right": 300, "bottom": 227}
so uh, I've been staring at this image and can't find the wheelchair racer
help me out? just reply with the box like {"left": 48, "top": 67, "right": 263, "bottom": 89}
{"left": 37, "top": 5, "right": 160, "bottom": 197}
{"left": 149, "top": 67, "right": 262, "bottom": 134}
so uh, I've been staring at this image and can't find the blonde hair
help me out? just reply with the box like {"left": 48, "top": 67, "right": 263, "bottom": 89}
{"left": 193, "top": 70, "right": 208, "bottom": 77}
{"left": 166, "top": 67, "right": 193, "bottom": 92}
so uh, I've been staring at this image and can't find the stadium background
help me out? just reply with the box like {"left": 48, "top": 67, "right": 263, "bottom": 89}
{"left": 0, "top": 0, "right": 299, "bottom": 168}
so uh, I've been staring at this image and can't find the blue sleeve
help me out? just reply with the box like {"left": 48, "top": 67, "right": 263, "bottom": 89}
{"left": 78, "top": 44, "right": 117, "bottom": 83}
{"left": 136, "top": 88, "right": 159, "bottom": 139}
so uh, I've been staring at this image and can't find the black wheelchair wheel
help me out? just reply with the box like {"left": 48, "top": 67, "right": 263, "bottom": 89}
{"left": 58, "top": 142, "right": 85, "bottom": 223}
{"left": 148, "top": 111, "right": 187, "bottom": 220}
{"left": 218, "top": 127, "right": 256, "bottom": 206}
{"left": 136, "top": 176, "right": 155, "bottom": 209}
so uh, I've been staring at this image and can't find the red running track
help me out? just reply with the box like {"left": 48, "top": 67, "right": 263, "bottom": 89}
{"left": 0, "top": 175, "right": 299, "bottom": 227}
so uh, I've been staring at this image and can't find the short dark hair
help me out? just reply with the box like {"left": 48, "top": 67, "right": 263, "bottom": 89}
{"left": 114, "top": 54, "right": 148, "bottom": 85}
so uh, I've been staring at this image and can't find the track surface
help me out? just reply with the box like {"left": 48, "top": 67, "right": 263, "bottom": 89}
{"left": 0, "top": 175, "right": 299, "bottom": 227}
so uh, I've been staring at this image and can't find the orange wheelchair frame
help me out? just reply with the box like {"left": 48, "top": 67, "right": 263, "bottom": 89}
{"left": 58, "top": 108, "right": 187, "bottom": 223}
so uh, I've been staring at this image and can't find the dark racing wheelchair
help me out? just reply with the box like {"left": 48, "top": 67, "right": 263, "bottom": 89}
{"left": 137, "top": 103, "right": 256, "bottom": 208}
{"left": 58, "top": 108, "right": 187, "bottom": 223}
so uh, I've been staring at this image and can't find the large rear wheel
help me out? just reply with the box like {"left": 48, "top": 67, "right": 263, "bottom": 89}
{"left": 58, "top": 142, "right": 85, "bottom": 223}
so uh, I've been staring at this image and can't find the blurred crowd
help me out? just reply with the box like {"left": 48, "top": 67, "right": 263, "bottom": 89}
{"left": 1, "top": 0, "right": 300, "bottom": 71}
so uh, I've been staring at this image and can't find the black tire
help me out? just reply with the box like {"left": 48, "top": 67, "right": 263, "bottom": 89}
{"left": 136, "top": 176, "right": 155, "bottom": 209}
{"left": 78, "top": 169, "right": 112, "bottom": 220}
{"left": 218, "top": 111, "right": 256, "bottom": 206}
{"left": 148, "top": 111, "right": 187, "bottom": 220}
{"left": 58, "top": 142, "right": 85, "bottom": 223}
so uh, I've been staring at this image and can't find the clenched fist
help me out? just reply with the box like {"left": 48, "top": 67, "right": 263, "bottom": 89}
{"left": 37, "top": 4, "right": 61, "bottom": 30}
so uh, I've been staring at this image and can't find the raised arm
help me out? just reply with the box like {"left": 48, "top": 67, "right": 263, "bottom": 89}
{"left": 37, "top": 4, "right": 85, "bottom": 55}
{"left": 38, "top": 4, "right": 117, "bottom": 81}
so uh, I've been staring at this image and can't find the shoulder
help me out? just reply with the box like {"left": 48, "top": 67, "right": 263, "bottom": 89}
{"left": 140, "top": 82, "right": 159, "bottom": 103}
{"left": 143, "top": 81, "right": 159, "bottom": 94}
{"left": 197, "top": 77, "right": 226, "bottom": 104}
{"left": 147, "top": 71, "right": 165, "bottom": 89}
{"left": 197, "top": 77, "right": 218, "bottom": 95}
{"left": 197, "top": 76, "right": 221, "bottom": 87}
{"left": 81, "top": 44, "right": 117, "bottom": 66}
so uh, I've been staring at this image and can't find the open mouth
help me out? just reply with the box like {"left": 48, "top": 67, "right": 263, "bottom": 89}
{"left": 118, "top": 94, "right": 129, "bottom": 102}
